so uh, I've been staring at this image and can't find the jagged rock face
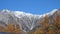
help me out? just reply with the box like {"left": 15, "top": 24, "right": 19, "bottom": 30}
{"left": 0, "top": 9, "right": 59, "bottom": 32}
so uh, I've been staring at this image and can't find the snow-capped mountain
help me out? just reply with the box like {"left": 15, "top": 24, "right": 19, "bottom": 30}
{"left": 0, "top": 9, "right": 59, "bottom": 32}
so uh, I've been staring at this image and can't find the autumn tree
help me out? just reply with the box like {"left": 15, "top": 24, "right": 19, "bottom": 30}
{"left": 40, "top": 15, "right": 49, "bottom": 29}
{"left": 27, "top": 31, "right": 32, "bottom": 34}
{"left": 57, "top": 30, "right": 60, "bottom": 34}
{"left": 4, "top": 23, "right": 22, "bottom": 34}
{"left": 37, "top": 15, "right": 50, "bottom": 34}
{"left": 47, "top": 25, "right": 57, "bottom": 34}
{"left": 0, "top": 26, "right": 6, "bottom": 32}
{"left": 53, "top": 13, "right": 60, "bottom": 28}
{"left": 13, "top": 24, "right": 21, "bottom": 34}
{"left": 33, "top": 27, "right": 46, "bottom": 34}
{"left": 53, "top": 11, "right": 60, "bottom": 34}
{"left": 5, "top": 24, "right": 15, "bottom": 32}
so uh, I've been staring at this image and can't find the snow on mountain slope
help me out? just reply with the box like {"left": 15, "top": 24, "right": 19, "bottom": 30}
{"left": 0, "top": 9, "right": 59, "bottom": 32}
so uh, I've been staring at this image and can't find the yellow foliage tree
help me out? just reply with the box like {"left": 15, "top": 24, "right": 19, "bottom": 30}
{"left": 37, "top": 15, "right": 50, "bottom": 34}
{"left": 42, "top": 15, "right": 49, "bottom": 29}
{"left": 53, "top": 12, "right": 60, "bottom": 34}
{"left": 57, "top": 30, "right": 60, "bottom": 34}
{"left": 37, "top": 15, "right": 49, "bottom": 28}
{"left": 0, "top": 26, "right": 6, "bottom": 32}
{"left": 47, "top": 25, "right": 57, "bottom": 34}
{"left": 3, "top": 23, "right": 21, "bottom": 34}
{"left": 13, "top": 24, "right": 21, "bottom": 34}
{"left": 34, "top": 27, "right": 45, "bottom": 34}
{"left": 53, "top": 12, "right": 60, "bottom": 28}
{"left": 5, "top": 24, "right": 15, "bottom": 32}
{"left": 27, "top": 31, "right": 32, "bottom": 34}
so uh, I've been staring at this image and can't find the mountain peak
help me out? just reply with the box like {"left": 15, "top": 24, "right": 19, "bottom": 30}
{"left": 42, "top": 9, "right": 59, "bottom": 17}
{"left": 1, "top": 9, "right": 10, "bottom": 13}
{"left": 49, "top": 9, "right": 58, "bottom": 15}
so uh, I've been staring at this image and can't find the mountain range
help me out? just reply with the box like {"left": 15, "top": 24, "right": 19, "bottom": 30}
{"left": 0, "top": 9, "right": 60, "bottom": 34}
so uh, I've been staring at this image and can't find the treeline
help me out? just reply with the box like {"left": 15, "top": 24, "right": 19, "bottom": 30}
{"left": 0, "top": 24, "right": 21, "bottom": 34}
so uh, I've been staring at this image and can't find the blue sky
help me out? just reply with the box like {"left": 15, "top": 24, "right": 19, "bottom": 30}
{"left": 0, "top": 0, "right": 60, "bottom": 15}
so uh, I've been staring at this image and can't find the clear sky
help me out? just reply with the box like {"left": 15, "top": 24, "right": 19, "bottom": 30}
{"left": 0, "top": 0, "right": 60, "bottom": 15}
